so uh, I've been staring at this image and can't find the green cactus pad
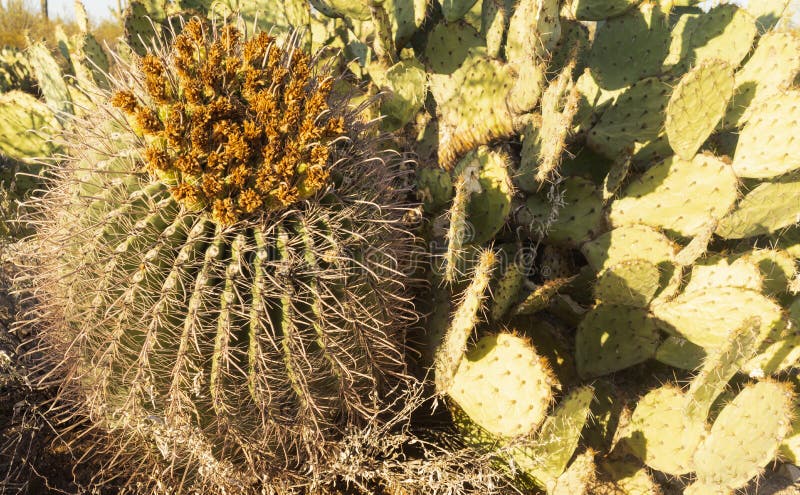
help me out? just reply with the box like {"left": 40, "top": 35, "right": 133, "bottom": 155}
{"left": 716, "top": 174, "right": 800, "bottom": 239}
{"left": 747, "top": 0, "right": 791, "bottom": 31}
{"left": 665, "top": 59, "right": 734, "bottom": 160}
{"left": 77, "top": 33, "right": 111, "bottom": 88}
{"left": 683, "top": 482, "right": 727, "bottom": 495}
{"left": 520, "top": 177, "right": 604, "bottom": 247}
{"left": 491, "top": 259, "right": 526, "bottom": 321}
{"left": 683, "top": 255, "right": 763, "bottom": 294}
{"left": 595, "top": 458, "right": 661, "bottom": 495}
{"left": 549, "top": 20, "right": 589, "bottom": 75}
{"left": 587, "top": 2, "right": 670, "bottom": 90}
{"left": 693, "top": 380, "right": 793, "bottom": 490}
{"left": 739, "top": 249, "right": 796, "bottom": 296}
{"left": 743, "top": 331, "right": 800, "bottom": 377}
{"left": 514, "top": 277, "right": 575, "bottom": 316}
{"left": 448, "top": 333, "right": 555, "bottom": 438}
{"left": 453, "top": 146, "right": 513, "bottom": 245}
{"left": 601, "top": 154, "right": 631, "bottom": 202}
{"left": 677, "top": 4, "right": 757, "bottom": 70}
{"left": 384, "top": 0, "right": 427, "bottom": 47}
{"left": 27, "top": 42, "right": 73, "bottom": 119}
{"left": 124, "top": 1, "right": 162, "bottom": 56}
{"left": 513, "top": 386, "right": 595, "bottom": 487}
{"left": 416, "top": 166, "right": 453, "bottom": 214}
{"left": 609, "top": 153, "right": 738, "bottom": 237}
{"left": 581, "top": 224, "right": 676, "bottom": 272}
{"left": 686, "top": 316, "right": 760, "bottom": 418}
{"left": 566, "top": 0, "right": 639, "bottom": 20}
{"left": 586, "top": 77, "right": 671, "bottom": 160}
{"left": 441, "top": 0, "right": 479, "bottom": 22}
{"left": 651, "top": 286, "right": 783, "bottom": 349}
{"left": 508, "top": 61, "right": 546, "bottom": 115}
{"left": 372, "top": 58, "right": 427, "bottom": 130}
{"left": 655, "top": 336, "right": 706, "bottom": 370}
{"left": 625, "top": 385, "right": 705, "bottom": 475}
{"left": 576, "top": 304, "right": 661, "bottom": 378}
{"left": 662, "top": 11, "right": 700, "bottom": 69}
{"left": 434, "top": 55, "right": 515, "bottom": 168}
{"left": 732, "top": 90, "right": 800, "bottom": 178}
{"left": 593, "top": 259, "right": 661, "bottom": 307}
{"left": 316, "top": 0, "right": 371, "bottom": 19}
{"left": 723, "top": 32, "right": 800, "bottom": 128}
{"left": 573, "top": 69, "right": 625, "bottom": 134}
{"left": 0, "top": 91, "right": 59, "bottom": 161}
{"left": 551, "top": 449, "right": 596, "bottom": 495}
{"left": 481, "top": 0, "right": 507, "bottom": 58}
{"left": 425, "top": 21, "right": 485, "bottom": 78}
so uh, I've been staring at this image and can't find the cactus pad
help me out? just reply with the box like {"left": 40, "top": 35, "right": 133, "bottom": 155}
{"left": 416, "top": 166, "right": 453, "bottom": 213}
{"left": 683, "top": 255, "right": 763, "bottom": 294}
{"left": 586, "top": 77, "right": 671, "bottom": 160}
{"left": 441, "top": 0, "right": 480, "bottom": 22}
{"left": 514, "top": 277, "right": 575, "bottom": 316}
{"left": 678, "top": 4, "right": 757, "bottom": 69}
{"left": 124, "top": 1, "right": 162, "bottom": 56}
{"left": 625, "top": 385, "right": 705, "bottom": 475}
{"left": 724, "top": 31, "right": 800, "bottom": 128}
{"left": 581, "top": 224, "right": 676, "bottom": 272}
{"left": 651, "top": 286, "right": 783, "bottom": 349}
{"left": 453, "top": 146, "right": 513, "bottom": 245}
{"left": 576, "top": 304, "right": 661, "bottom": 378}
{"left": 732, "top": 90, "right": 800, "bottom": 178}
{"left": 655, "top": 336, "right": 706, "bottom": 370}
{"left": 608, "top": 154, "right": 738, "bottom": 237}
{"left": 27, "top": 42, "right": 73, "bottom": 119}
{"left": 587, "top": 2, "right": 670, "bottom": 90}
{"left": 0, "top": 91, "right": 59, "bottom": 161}
{"left": 566, "top": 0, "right": 639, "bottom": 21}
{"left": 434, "top": 55, "right": 515, "bottom": 168}
{"left": 521, "top": 177, "right": 604, "bottom": 246}
{"left": 374, "top": 58, "right": 427, "bottom": 130}
{"left": 513, "top": 386, "right": 595, "bottom": 487}
{"left": 593, "top": 259, "right": 661, "bottom": 307}
{"left": 693, "top": 380, "right": 793, "bottom": 490}
{"left": 716, "top": 174, "right": 800, "bottom": 239}
{"left": 448, "top": 333, "right": 555, "bottom": 438}
{"left": 665, "top": 59, "right": 734, "bottom": 160}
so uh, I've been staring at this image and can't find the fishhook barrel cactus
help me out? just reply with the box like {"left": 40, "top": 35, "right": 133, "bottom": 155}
{"left": 21, "top": 16, "right": 419, "bottom": 493}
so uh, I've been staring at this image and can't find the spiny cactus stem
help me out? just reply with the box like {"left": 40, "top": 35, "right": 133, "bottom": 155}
{"left": 368, "top": 0, "right": 398, "bottom": 66}
{"left": 434, "top": 249, "right": 496, "bottom": 394}
{"left": 444, "top": 175, "right": 470, "bottom": 284}
{"left": 536, "top": 61, "right": 580, "bottom": 186}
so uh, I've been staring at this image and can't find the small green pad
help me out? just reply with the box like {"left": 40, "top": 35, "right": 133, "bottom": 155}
{"left": 454, "top": 146, "right": 513, "bottom": 245}
{"left": 514, "top": 277, "right": 575, "bottom": 316}
{"left": 625, "top": 385, "right": 705, "bottom": 475}
{"left": 0, "top": 91, "right": 59, "bottom": 161}
{"left": 677, "top": 4, "right": 757, "bottom": 70}
{"left": 593, "top": 259, "right": 660, "bottom": 307}
{"left": 567, "top": 0, "right": 640, "bottom": 20}
{"left": 683, "top": 254, "right": 763, "bottom": 294}
{"left": 513, "top": 386, "right": 595, "bottom": 487}
{"left": 416, "top": 166, "right": 453, "bottom": 214}
{"left": 666, "top": 59, "right": 734, "bottom": 160}
{"left": 608, "top": 153, "right": 738, "bottom": 237}
{"left": 425, "top": 21, "right": 485, "bottom": 79}
{"left": 686, "top": 316, "right": 760, "bottom": 418}
{"left": 739, "top": 249, "right": 796, "bottom": 296}
{"left": 581, "top": 224, "right": 677, "bottom": 272}
{"left": 441, "top": 0, "right": 480, "bottom": 22}
{"left": 732, "top": 90, "right": 800, "bottom": 178}
{"left": 373, "top": 58, "right": 427, "bottom": 130}
{"left": 124, "top": 1, "right": 162, "bottom": 56}
{"left": 716, "top": 174, "right": 800, "bottom": 239}
{"left": 586, "top": 77, "right": 671, "bottom": 160}
{"left": 651, "top": 286, "right": 783, "bottom": 349}
{"left": 588, "top": 2, "right": 670, "bottom": 90}
{"left": 655, "top": 336, "right": 706, "bottom": 370}
{"left": 693, "top": 380, "right": 793, "bottom": 490}
{"left": 449, "top": 333, "right": 555, "bottom": 438}
{"left": 521, "top": 177, "right": 604, "bottom": 246}
{"left": 576, "top": 304, "right": 661, "bottom": 378}
{"left": 27, "top": 42, "right": 73, "bottom": 119}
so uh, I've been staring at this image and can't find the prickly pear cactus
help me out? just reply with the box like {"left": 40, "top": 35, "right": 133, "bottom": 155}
{"left": 21, "top": 19, "right": 419, "bottom": 493}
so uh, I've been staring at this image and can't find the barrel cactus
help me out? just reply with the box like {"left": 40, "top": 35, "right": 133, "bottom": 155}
{"left": 22, "top": 17, "right": 419, "bottom": 493}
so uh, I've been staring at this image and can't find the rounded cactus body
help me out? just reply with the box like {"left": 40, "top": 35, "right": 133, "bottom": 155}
{"left": 23, "top": 18, "right": 419, "bottom": 493}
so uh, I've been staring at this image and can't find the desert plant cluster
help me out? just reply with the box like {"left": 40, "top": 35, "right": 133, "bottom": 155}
{"left": 1, "top": 0, "right": 800, "bottom": 494}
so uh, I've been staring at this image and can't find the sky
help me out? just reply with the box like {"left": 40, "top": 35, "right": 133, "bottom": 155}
{"left": 49, "top": 0, "right": 118, "bottom": 21}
